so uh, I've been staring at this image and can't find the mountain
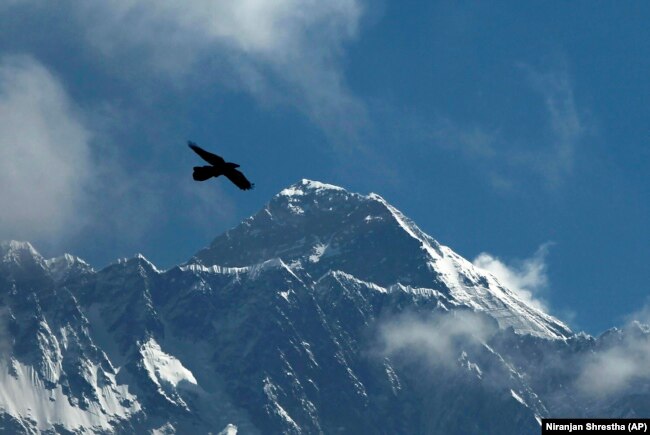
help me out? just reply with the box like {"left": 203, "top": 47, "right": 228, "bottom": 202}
{"left": 194, "top": 180, "right": 570, "bottom": 339}
{"left": 0, "top": 180, "right": 648, "bottom": 434}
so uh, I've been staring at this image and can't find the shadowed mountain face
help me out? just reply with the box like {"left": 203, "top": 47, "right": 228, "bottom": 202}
{"left": 0, "top": 181, "right": 648, "bottom": 434}
{"left": 194, "top": 180, "right": 570, "bottom": 339}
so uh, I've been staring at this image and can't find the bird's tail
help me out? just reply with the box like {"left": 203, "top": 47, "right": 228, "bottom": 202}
{"left": 192, "top": 166, "right": 214, "bottom": 181}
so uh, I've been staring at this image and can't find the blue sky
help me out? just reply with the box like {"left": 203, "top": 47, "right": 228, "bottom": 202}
{"left": 0, "top": 2, "right": 648, "bottom": 334}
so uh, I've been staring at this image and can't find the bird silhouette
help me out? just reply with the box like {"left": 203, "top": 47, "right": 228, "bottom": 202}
{"left": 188, "top": 141, "right": 254, "bottom": 190}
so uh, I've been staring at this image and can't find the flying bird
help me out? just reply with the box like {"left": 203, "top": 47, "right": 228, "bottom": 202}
{"left": 188, "top": 141, "right": 254, "bottom": 190}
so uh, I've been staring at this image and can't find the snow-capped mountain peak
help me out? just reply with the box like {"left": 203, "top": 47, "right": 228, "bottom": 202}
{"left": 194, "top": 180, "right": 570, "bottom": 339}
{"left": 1, "top": 180, "right": 646, "bottom": 434}
{"left": 44, "top": 253, "right": 94, "bottom": 282}
{"left": 1, "top": 240, "right": 42, "bottom": 264}
{"left": 278, "top": 179, "right": 347, "bottom": 197}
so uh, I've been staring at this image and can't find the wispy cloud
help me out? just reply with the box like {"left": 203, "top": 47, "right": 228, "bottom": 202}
{"left": 472, "top": 244, "right": 552, "bottom": 312}
{"left": 377, "top": 311, "right": 496, "bottom": 369}
{"left": 576, "top": 322, "right": 650, "bottom": 397}
{"left": 0, "top": 55, "right": 92, "bottom": 242}
{"left": 571, "top": 301, "right": 650, "bottom": 397}
{"left": 520, "top": 61, "right": 587, "bottom": 188}
{"left": 405, "top": 61, "right": 589, "bottom": 192}
{"left": 70, "top": 0, "right": 367, "bottom": 143}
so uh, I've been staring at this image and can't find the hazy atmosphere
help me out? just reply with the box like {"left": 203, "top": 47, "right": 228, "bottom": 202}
{"left": 1, "top": 1, "right": 648, "bottom": 335}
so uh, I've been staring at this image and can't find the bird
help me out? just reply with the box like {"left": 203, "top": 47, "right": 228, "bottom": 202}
{"left": 188, "top": 141, "right": 254, "bottom": 190}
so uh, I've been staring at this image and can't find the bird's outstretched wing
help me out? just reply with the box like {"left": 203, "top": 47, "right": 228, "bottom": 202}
{"left": 224, "top": 168, "right": 254, "bottom": 190}
{"left": 188, "top": 141, "right": 225, "bottom": 166}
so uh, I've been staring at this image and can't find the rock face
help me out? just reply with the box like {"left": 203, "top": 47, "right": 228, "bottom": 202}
{"left": 0, "top": 180, "right": 647, "bottom": 434}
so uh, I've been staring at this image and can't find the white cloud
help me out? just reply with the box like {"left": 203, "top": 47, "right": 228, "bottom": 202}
{"left": 0, "top": 55, "right": 184, "bottom": 253}
{"left": 73, "top": 0, "right": 366, "bottom": 141}
{"left": 81, "top": 0, "right": 361, "bottom": 59}
{"left": 576, "top": 322, "right": 650, "bottom": 397}
{"left": 472, "top": 244, "right": 551, "bottom": 312}
{"left": 377, "top": 311, "right": 496, "bottom": 368}
{"left": 573, "top": 302, "right": 650, "bottom": 397}
{"left": 0, "top": 55, "right": 92, "bottom": 242}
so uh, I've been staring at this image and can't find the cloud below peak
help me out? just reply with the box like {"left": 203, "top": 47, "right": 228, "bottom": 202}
{"left": 576, "top": 321, "right": 650, "bottom": 397}
{"left": 377, "top": 311, "right": 497, "bottom": 369}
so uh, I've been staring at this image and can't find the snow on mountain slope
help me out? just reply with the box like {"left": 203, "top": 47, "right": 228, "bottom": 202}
{"left": 0, "top": 180, "right": 648, "bottom": 434}
{"left": 140, "top": 338, "right": 197, "bottom": 391}
{"left": 44, "top": 254, "right": 94, "bottom": 283}
{"left": 0, "top": 243, "right": 140, "bottom": 433}
{"left": 194, "top": 179, "right": 570, "bottom": 339}
{"left": 0, "top": 359, "right": 138, "bottom": 433}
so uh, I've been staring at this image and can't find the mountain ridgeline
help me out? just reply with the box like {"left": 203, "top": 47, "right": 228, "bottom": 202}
{"left": 0, "top": 180, "right": 648, "bottom": 434}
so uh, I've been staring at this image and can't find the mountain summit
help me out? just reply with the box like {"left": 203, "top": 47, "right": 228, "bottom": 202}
{"left": 0, "top": 180, "right": 647, "bottom": 434}
{"left": 194, "top": 179, "right": 570, "bottom": 339}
